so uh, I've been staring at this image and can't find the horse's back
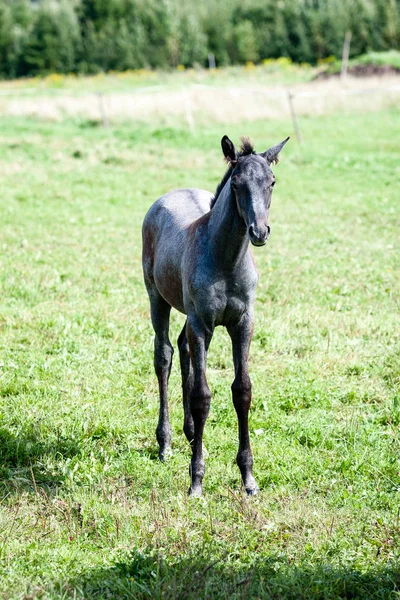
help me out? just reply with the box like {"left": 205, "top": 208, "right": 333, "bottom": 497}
{"left": 142, "top": 188, "right": 212, "bottom": 312}
{"left": 143, "top": 188, "right": 212, "bottom": 231}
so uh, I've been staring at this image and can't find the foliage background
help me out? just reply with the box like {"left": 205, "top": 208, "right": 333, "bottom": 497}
{"left": 0, "top": 0, "right": 399, "bottom": 78}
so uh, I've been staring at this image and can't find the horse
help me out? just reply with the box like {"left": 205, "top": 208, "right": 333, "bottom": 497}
{"left": 142, "top": 134, "right": 289, "bottom": 496}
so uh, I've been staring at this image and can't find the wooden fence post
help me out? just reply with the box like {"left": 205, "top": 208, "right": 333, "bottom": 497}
{"left": 97, "top": 92, "right": 109, "bottom": 128}
{"left": 341, "top": 31, "right": 352, "bottom": 82}
{"left": 182, "top": 88, "right": 195, "bottom": 135}
{"left": 287, "top": 92, "right": 303, "bottom": 143}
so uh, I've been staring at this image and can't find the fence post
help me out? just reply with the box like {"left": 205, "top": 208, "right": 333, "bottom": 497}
{"left": 341, "top": 31, "right": 352, "bottom": 83}
{"left": 287, "top": 92, "right": 303, "bottom": 143}
{"left": 182, "top": 88, "right": 195, "bottom": 135}
{"left": 97, "top": 92, "right": 109, "bottom": 128}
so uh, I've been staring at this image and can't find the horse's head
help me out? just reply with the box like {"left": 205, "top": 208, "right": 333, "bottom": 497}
{"left": 221, "top": 135, "right": 289, "bottom": 246}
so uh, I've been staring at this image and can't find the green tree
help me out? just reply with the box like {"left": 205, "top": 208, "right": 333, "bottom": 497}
{"left": 202, "top": 3, "right": 232, "bottom": 66}
{"left": 177, "top": 14, "right": 208, "bottom": 66}
{"left": 23, "top": 0, "right": 81, "bottom": 74}
{"left": 0, "top": 2, "right": 16, "bottom": 77}
{"left": 232, "top": 19, "right": 259, "bottom": 63}
{"left": 0, "top": 0, "right": 400, "bottom": 78}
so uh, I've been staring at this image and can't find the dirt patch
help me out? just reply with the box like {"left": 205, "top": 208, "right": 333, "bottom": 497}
{"left": 316, "top": 63, "right": 400, "bottom": 80}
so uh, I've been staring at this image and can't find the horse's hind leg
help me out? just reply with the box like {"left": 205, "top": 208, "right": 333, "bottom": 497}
{"left": 178, "top": 321, "right": 194, "bottom": 446}
{"left": 149, "top": 292, "right": 173, "bottom": 461}
{"left": 186, "top": 316, "right": 213, "bottom": 497}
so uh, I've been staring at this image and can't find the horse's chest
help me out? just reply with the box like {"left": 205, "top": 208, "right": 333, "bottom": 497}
{"left": 193, "top": 274, "right": 256, "bottom": 326}
{"left": 225, "top": 279, "right": 255, "bottom": 318}
{"left": 223, "top": 293, "right": 247, "bottom": 321}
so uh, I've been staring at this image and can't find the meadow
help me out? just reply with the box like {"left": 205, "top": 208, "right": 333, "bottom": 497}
{"left": 0, "top": 77, "right": 399, "bottom": 598}
{"left": 1, "top": 61, "right": 399, "bottom": 125}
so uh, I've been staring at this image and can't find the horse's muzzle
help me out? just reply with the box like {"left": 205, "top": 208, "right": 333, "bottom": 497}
{"left": 248, "top": 224, "right": 270, "bottom": 246}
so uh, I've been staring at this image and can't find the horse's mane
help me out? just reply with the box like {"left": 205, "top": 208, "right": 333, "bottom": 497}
{"left": 210, "top": 137, "right": 255, "bottom": 208}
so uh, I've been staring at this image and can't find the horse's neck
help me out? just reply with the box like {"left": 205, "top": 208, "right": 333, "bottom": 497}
{"left": 208, "top": 181, "right": 249, "bottom": 267}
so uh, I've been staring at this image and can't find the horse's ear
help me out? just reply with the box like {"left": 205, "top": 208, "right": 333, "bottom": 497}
{"left": 221, "top": 135, "right": 237, "bottom": 164}
{"left": 261, "top": 136, "right": 290, "bottom": 165}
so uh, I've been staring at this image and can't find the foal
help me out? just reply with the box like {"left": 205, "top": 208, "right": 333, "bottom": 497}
{"left": 142, "top": 135, "right": 289, "bottom": 496}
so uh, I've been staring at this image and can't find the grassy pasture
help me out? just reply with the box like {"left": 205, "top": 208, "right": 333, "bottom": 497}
{"left": 1, "top": 62, "right": 399, "bottom": 125}
{"left": 0, "top": 103, "right": 399, "bottom": 599}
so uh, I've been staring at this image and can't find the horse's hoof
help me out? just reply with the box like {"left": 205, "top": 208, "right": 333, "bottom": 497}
{"left": 245, "top": 486, "right": 259, "bottom": 496}
{"left": 159, "top": 447, "right": 172, "bottom": 462}
{"left": 188, "top": 486, "right": 203, "bottom": 498}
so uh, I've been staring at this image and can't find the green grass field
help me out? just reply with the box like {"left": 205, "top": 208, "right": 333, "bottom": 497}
{"left": 0, "top": 105, "right": 399, "bottom": 599}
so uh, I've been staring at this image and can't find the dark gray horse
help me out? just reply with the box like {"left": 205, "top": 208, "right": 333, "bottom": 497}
{"left": 142, "top": 134, "right": 289, "bottom": 496}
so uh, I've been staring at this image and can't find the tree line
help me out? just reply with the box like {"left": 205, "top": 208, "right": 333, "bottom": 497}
{"left": 0, "top": 0, "right": 399, "bottom": 78}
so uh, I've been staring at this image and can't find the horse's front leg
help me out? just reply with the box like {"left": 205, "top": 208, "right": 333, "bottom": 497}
{"left": 186, "top": 315, "right": 213, "bottom": 497}
{"left": 228, "top": 313, "right": 259, "bottom": 495}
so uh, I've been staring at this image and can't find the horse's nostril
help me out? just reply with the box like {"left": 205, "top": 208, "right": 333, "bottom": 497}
{"left": 248, "top": 224, "right": 254, "bottom": 238}
{"left": 266, "top": 225, "right": 270, "bottom": 235}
